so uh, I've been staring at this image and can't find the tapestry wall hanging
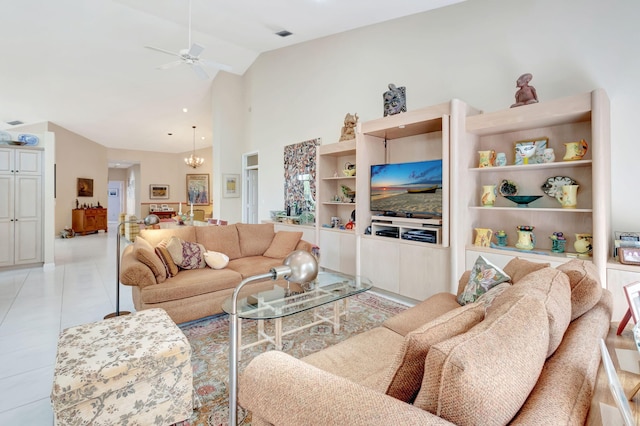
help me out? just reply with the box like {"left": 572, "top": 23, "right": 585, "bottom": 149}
{"left": 284, "top": 138, "right": 320, "bottom": 215}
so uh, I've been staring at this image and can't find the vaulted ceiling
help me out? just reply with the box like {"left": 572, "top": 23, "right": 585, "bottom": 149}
{"left": 0, "top": 0, "right": 464, "bottom": 154}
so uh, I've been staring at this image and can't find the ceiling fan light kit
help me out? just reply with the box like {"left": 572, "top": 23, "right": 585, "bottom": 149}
{"left": 185, "top": 125, "right": 204, "bottom": 168}
{"left": 144, "top": 0, "right": 231, "bottom": 79}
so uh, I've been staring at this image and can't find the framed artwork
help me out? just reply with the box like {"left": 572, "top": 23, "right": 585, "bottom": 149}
{"left": 108, "top": 188, "right": 118, "bottom": 197}
{"left": 77, "top": 178, "right": 94, "bottom": 197}
{"left": 514, "top": 137, "right": 548, "bottom": 165}
{"left": 624, "top": 282, "right": 640, "bottom": 323}
{"left": 223, "top": 174, "right": 240, "bottom": 198}
{"left": 187, "top": 174, "right": 210, "bottom": 205}
{"left": 149, "top": 184, "right": 170, "bottom": 199}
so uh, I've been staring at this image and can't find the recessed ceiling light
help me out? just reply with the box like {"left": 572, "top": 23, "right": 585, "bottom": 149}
{"left": 183, "top": 108, "right": 188, "bottom": 113}
{"left": 275, "top": 30, "right": 292, "bottom": 37}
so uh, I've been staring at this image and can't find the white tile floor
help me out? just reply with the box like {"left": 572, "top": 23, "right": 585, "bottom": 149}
{"left": 0, "top": 225, "right": 134, "bottom": 424}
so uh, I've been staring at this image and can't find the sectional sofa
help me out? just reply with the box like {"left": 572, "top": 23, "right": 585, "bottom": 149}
{"left": 119, "top": 223, "right": 312, "bottom": 324}
{"left": 240, "top": 258, "right": 612, "bottom": 425}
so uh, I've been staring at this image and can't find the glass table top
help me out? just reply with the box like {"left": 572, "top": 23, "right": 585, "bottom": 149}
{"left": 222, "top": 271, "right": 372, "bottom": 320}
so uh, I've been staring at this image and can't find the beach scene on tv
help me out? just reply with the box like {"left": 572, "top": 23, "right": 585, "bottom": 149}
{"left": 370, "top": 159, "right": 443, "bottom": 216}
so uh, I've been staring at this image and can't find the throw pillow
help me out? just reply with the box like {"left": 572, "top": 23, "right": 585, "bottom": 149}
{"left": 456, "top": 256, "right": 511, "bottom": 305}
{"left": 263, "top": 231, "right": 303, "bottom": 259}
{"left": 379, "top": 303, "right": 485, "bottom": 403}
{"left": 204, "top": 251, "right": 229, "bottom": 269}
{"left": 179, "top": 241, "right": 207, "bottom": 270}
{"left": 133, "top": 237, "right": 167, "bottom": 283}
{"left": 165, "top": 236, "right": 184, "bottom": 265}
{"left": 556, "top": 259, "right": 603, "bottom": 321}
{"left": 155, "top": 240, "right": 179, "bottom": 277}
{"left": 503, "top": 257, "right": 550, "bottom": 284}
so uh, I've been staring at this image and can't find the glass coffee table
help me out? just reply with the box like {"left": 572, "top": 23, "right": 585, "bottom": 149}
{"left": 222, "top": 271, "right": 372, "bottom": 352}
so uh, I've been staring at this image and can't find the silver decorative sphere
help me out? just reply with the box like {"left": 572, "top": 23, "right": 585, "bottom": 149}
{"left": 282, "top": 250, "right": 318, "bottom": 283}
{"left": 144, "top": 214, "right": 160, "bottom": 227}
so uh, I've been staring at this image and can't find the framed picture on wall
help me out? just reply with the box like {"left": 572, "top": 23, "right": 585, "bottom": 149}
{"left": 77, "top": 178, "right": 94, "bottom": 197}
{"left": 187, "top": 174, "right": 210, "bottom": 205}
{"left": 149, "top": 184, "right": 170, "bottom": 199}
{"left": 222, "top": 174, "right": 240, "bottom": 198}
{"left": 108, "top": 188, "right": 118, "bottom": 197}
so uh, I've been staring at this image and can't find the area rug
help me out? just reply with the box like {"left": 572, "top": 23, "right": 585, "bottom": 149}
{"left": 175, "top": 292, "right": 409, "bottom": 426}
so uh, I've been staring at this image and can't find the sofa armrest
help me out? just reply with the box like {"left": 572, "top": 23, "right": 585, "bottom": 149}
{"left": 294, "top": 239, "right": 313, "bottom": 253}
{"left": 239, "top": 351, "right": 454, "bottom": 426}
{"left": 119, "top": 245, "right": 157, "bottom": 288}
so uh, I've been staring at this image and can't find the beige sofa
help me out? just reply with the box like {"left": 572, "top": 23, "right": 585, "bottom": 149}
{"left": 240, "top": 258, "right": 612, "bottom": 425}
{"left": 119, "top": 223, "right": 312, "bottom": 324}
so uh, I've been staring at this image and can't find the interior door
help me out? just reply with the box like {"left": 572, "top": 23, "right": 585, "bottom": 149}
{"left": 246, "top": 169, "right": 259, "bottom": 224}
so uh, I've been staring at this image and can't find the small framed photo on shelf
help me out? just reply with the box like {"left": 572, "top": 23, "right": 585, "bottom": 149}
{"left": 624, "top": 282, "right": 640, "bottom": 322}
{"left": 613, "top": 232, "right": 640, "bottom": 259}
{"left": 620, "top": 248, "right": 640, "bottom": 266}
{"left": 514, "top": 137, "right": 548, "bottom": 165}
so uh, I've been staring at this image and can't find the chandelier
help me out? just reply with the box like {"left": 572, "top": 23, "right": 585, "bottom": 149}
{"left": 184, "top": 125, "right": 204, "bottom": 168}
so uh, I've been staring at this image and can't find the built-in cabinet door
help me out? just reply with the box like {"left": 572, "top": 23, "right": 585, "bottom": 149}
{"left": 14, "top": 174, "right": 42, "bottom": 264}
{"left": 360, "top": 237, "right": 400, "bottom": 293}
{"left": 399, "top": 245, "right": 450, "bottom": 300}
{"left": 0, "top": 175, "right": 14, "bottom": 267}
{"left": 15, "top": 150, "right": 41, "bottom": 175}
{"left": 318, "top": 230, "right": 356, "bottom": 276}
{"left": 0, "top": 149, "right": 13, "bottom": 174}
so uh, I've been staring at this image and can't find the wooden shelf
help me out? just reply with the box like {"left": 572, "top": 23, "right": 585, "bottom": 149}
{"left": 469, "top": 159, "right": 592, "bottom": 172}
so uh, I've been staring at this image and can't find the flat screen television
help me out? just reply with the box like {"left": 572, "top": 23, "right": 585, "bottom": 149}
{"left": 370, "top": 159, "right": 443, "bottom": 217}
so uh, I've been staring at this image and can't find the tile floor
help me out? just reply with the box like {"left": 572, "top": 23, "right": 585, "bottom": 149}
{"left": 0, "top": 225, "right": 133, "bottom": 424}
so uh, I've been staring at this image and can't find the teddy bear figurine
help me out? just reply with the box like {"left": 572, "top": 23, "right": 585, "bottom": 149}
{"left": 339, "top": 112, "right": 358, "bottom": 142}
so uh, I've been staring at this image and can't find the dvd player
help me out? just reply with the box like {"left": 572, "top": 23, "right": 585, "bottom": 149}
{"left": 375, "top": 229, "right": 399, "bottom": 238}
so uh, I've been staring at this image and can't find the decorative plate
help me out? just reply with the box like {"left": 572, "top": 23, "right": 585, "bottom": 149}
{"left": 498, "top": 179, "right": 519, "bottom": 196}
{"left": 0, "top": 130, "right": 10, "bottom": 143}
{"left": 541, "top": 176, "right": 577, "bottom": 198}
{"left": 18, "top": 133, "right": 39, "bottom": 146}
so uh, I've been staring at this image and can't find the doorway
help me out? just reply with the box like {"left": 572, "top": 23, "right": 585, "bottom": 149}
{"left": 243, "top": 152, "right": 259, "bottom": 224}
{"left": 107, "top": 181, "right": 124, "bottom": 222}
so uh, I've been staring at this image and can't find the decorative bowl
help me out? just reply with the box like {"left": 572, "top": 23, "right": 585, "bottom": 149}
{"left": 504, "top": 195, "right": 543, "bottom": 207}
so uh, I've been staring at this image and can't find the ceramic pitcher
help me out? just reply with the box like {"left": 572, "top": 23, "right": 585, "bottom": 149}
{"left": 474, "top": 228, "right": 493, "bottom": 247}
{"left": 478, "top": 150, "right": 496, "bottom": 168}
{"left": 556, "top": 184, "right": 579, "bottom": 208}
{"left": 515, "top": 225, "right": 535, "bottom": 250}
{"left": 481, "top": 184, "right": 497, "bottom": 207}
{"left": 495, "top": 152, "right": 507, "bottom": 167}
{"left": 563, "top": 139, "right": 588, "bottom": 161}
{"left": 542, "top": 148, "right": 555, "bottom": 163}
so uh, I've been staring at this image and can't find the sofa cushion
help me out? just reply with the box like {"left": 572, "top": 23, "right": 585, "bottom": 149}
{"left": 503, "top": 257, "right": 550, "bottom": 284}
{"left": 155, "top": 242, "right": 179, "bottom": 277}
{"left": 383, "top": 293, "right": 461, "bottom": 337}
{"left": 133, "top": 237, "right": 166, "bottom": 283}
{"left": 302, "top": 327, "right": 405, "bottom": 389}
{"left": 263, "top": 231, "right": 303, "bottom": 259}
{"left": 236, "top": 223, "right": 275, "bottom": 257}
{"left": 204, "top": 251, "right": 229, "bottom": 270}
{"left": 414, "top": 293, "right": 549, "bottom": 425}
{"left": 380, "top": 302, "right": 485, "bottom": 403}
{"left": 556, "top": 259, "right": 603, "bottom": 321}
{"left": 138, "top": 226, "right": 197, "bottom": 247}
{"left": 227, "top": 256, "right": 289, "bottom": 279}
{"left": 140, "top": 268, "right": 243, "bottom": 304}
{"left": 195, "top": 225, "right": 242, "bottom": 260}
{"left": 486, "top": 267, "right": 571, "bottom": 358}
{"left": 457, "top": 256, "right": 511, "bottom": 305}
{"left": 179, "top": 241, "right": 207, "bottom": 270}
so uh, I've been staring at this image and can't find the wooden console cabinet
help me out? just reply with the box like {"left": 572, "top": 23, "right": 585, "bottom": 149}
{"left": 72, "top": 208, "right": 107, "bottom": 235}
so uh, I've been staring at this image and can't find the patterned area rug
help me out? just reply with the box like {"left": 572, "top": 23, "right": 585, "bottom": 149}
{"left": 175, "top": 292, "right": 408, "bottom": 426}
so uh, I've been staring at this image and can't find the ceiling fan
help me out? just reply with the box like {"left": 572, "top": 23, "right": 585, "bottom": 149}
{"left": 144, "top": 0, "right": 232, "bottom": 79}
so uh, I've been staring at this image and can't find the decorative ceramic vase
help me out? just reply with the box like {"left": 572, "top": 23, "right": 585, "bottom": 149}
{"left": 563, "top": 139, "right": 588, "bottom": 161}
{"left": 556, "top": 184, "right": 579, "bottom": 208}
{"left": 515, "top": 225, "right": 535, "bottom": 250}
{"left": 474, "top": 228, "right": 493, "bottom": 247}
{"left": 495, "top": 231, "right": 508, "bottom": 246}
{"left": 516, "top": 144, "right": 537, "bottom": 164}
{"left": 481, "top": 184, "right": 497, "bottom": 207}
{"left": 542, "top": 148, "right": 555, "bottom": 163}
{"left": 495, "top": 152, "right": 507, "bottom": 167}
{"left": 574, "top": 233, "right": 593, "bottom": 255}
{"left": 478, "top": 150, "right": 496, "bottom": 168}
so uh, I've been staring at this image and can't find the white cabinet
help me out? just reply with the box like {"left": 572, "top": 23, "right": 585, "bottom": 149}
{"left": 606, "top": 262, "right": 640, "bottom": 322}
{"left": 0, "top": 147, "right": 43, "bottom": 267}
{"left": 318, "top": 229, "right": 356, "bottom": 276}
{"left": 455, "top": 90, "right": 610, "bottom": 285}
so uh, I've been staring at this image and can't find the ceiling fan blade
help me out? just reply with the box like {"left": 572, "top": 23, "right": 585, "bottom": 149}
{"left": 188, "top": 43, "right": 205, "bottom": 58}
{"left": 145, "top": 45, "right": 180, "bottom": 57}
{"left": 192, "top": 64, "right": 210, "bottom": 80}
{"left": 157, "top": 60, "right": 184, "bottom": 70}
{"left": 199, "top": 58, "right": 233, "bottom": 73}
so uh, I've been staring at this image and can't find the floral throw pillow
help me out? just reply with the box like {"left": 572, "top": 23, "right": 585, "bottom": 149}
{"left": 457, "top": 256, "right": 511, "bottom": 305}
{"left": 180, "top": 241, "right": 207, "bottom": 270}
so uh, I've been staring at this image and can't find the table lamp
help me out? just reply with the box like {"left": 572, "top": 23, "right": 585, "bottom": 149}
{"left": 228, "top": 250, "right": 318, "bottom": 425}
{"left": 104, "top": 214, "right": 160, "bottom": 319}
